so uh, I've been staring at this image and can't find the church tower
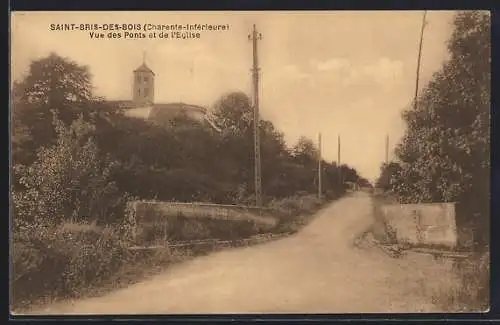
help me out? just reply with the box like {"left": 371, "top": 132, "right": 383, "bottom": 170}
{"left": 132, "top": 55, "right": 155, "bottom": 105}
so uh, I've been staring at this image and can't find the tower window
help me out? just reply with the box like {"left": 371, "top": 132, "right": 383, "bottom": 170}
{"left": 137, "top": 75, "right": 141, "bottom": 83}
{"left": 144, "top": 76, "right": 148, "bottom": 83}
{"left": 144, "top": 88, "right": 149, "bottom": 97}
{"left": 138, "top": 89, "right": 140, "bottom": 96}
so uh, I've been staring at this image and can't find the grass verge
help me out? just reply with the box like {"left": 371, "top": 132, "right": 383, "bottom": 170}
{"left": 429, "top": 252, "right": 490, "bottom": 312}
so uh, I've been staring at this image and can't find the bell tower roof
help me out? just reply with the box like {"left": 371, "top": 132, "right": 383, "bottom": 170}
{"left": 134, "top": 63, "right": 155, "bottom": 76}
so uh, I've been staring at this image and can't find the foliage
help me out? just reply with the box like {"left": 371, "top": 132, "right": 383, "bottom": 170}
{"left": 268, "top": 194, "right": 327, "bottom": 234}
{"left": 384, "top": 11, "right": 490, "bottom": 248}
{"left": 12, "top": 219, "right": 140, "bottom": 306}
{"left": 431, "top": 252, "right": 490, "bottom": 312}
{"left": 376, "top": 162, "right": 403, "bottom": 192}
{"left": 291, "top": 136, "right": 318, "bottom": 166}
{"left": 13, "top": 112, "right": 128, "bottom": 227}
{"left": 12, "top": 54, "right": 122, "bottom": 176}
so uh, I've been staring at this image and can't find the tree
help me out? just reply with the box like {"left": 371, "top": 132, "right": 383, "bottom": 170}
{"left": 13, "top": 112, "right": 129, "bottom": 228}
{"left": 211, "top": 91, "right": 298, "bottom": 198}
{"left": 376, "top": 161, "right": 402, "bottom": 191}
{"left": 12, "top": 81, "right": 32, "bottom": 167}
{"left": 392, "top": 11, "right": 490, "bottom": 247}
{"left": 357, "top": 177, "right": 372, "bottom": 188}
{"left": 12, "top": 53, "right": 114, "bottom": 166}
{"left": 211, "top": 92, "right": 254, "bottom": 190}
{"left": 212, "top": 91, "right": 254, "bottom": 137}
{"left": 291, "top": 136, "right": 318, "bottom": 166}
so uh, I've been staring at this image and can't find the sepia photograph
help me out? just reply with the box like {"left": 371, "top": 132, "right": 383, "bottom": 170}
{"left": 10, "top": 10, "right": 490, "bottom": 315}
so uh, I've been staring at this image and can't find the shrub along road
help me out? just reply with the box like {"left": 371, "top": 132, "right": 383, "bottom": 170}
{"left": 26, "top": 192, "right": 456, "bottom": 314}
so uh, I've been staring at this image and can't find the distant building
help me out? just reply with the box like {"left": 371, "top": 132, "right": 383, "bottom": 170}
{"left": 108, "top": 60, "right": 220, "bottom": 132}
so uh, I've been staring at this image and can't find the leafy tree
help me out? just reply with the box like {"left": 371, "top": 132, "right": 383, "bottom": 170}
{"left": 291, "top": 136, "right": 318, "bottom": 166}
{"left": 259, "top": 120, "right": 292, "bottom": 196}
{"left": 357, "top": 178, "right": 373, "bottom": 189}
{"left": 376, "top": 161, "right": 402, "bottom": 191}
{"left": 12, "top": 53, "right": 117, "bottom": 166}
{"left": 212, "top": 91, "right": 254, "bottom": 137}
{"left": 392, "top": 11, "right": 490, "bottom": 247}
{"left": 13, "top": 112, "right": 128, "bottom": 228}
{"left": 323, "top": 162, "right": 340, "bottom": 188}
{"left": 211, "top": 91, "right": 304, "bottom": 198}
{"left": 211, "top": 92, "right": 254, "bottom": 190}
{"left": 339, "top": 164, "right": 359, "bottom": 184}
{"left": 12, "top": 83, "right": 32, "bottom": 167}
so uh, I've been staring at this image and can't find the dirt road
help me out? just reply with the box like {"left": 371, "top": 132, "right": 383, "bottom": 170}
{"left": 28, "top": 192, "right": 455, "bottom": 314}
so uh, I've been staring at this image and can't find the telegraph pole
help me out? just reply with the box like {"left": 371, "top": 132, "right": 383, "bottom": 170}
{"left": 318, "top": 133, "right": 322, "bottom": 200}
{"left": 385, "top": 135, "right": 389, "bottom": 164}
{"left": 414, "top": 10, "right": 427, "bottom": 111}
{"left": 337, "top": 135, "right": 341, "bottom": 166}
{"left": 337, "top": 134, "right": 342, "bottom": 186}
{"left": 249, "top": 24, "right": 263, "bottom": 207}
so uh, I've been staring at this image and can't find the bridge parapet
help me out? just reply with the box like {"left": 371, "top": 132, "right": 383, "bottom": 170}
{"left": 125, "top": 201, "right": 279, "bottom": 244}
{"left": 380, "top": 202, "right": 458, "bottom": 249}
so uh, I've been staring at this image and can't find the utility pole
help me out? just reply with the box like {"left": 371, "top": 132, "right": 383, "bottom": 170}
{"left": 337, "top": 134, "right": 341, "bottom": 166}
{"left": 249, "top": 24, "right": 263, "bottom": 207}
{"left": 318, "top": 133, "right": 322, "bottom": 200}
{"left": 385, "top": 135, "right": 389, "bottom": 164}
{"left": 414, "top": 10, "right": 427, "bottom": 111}
{"left": 337, "top": 134, "right": 342, "bottom": 186}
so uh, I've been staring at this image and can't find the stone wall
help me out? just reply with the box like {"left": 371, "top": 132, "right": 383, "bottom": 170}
{"left": 130, "top": 201, "right": 277, "bottom": 225}
{"left": 126, "top": 201, "right": 279, "bottom": 244}
{"left": 381, "top": 202, "right": 458, "bottom": 249}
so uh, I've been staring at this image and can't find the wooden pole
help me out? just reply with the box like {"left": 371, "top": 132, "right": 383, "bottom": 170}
{"left": 414, "top": 11, "right": 427, "bottom": 111}
{"left": 338, "top": 134, "right": 342, "bottom": 186}
{"left": 337, "top": 134, "right": 341, "bottom": 166}
{"left": 318, "top": 133, "right": 322, "bottom": 200}
{"left": 249, "top": 24, "right": 263, "bottom": 207}
{"left": 385, "top": 135, "right": 389, "bottom": 164}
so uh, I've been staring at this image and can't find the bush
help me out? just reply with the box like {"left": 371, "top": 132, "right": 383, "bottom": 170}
{"left": 432, "top": 252, "right": 490, "bottom": 312}
{"left": 56, "top": 224, "right": 131, "bottom": 292}
{"left": 11, "top": 113, "right": 134, "bottom": 309}
{"left": 11, "top": 220, "right": 133, "bottom": 306}
{"left": 268, "top": 194, "right": 323, "bottom": 216}
{"left": 455, "top": 252, "right": 489, "bottom": 311}
{"left": 325, "top": 189, "right": 342, "bottom": 200}
{"left": 13, "top": 113, "right": 129, "bottom": 228}
{"left": 268, "top": 194, "right": 330, "bottom": 234}
{"left": 268, "top": 196, "right": 302, "bottom": 216}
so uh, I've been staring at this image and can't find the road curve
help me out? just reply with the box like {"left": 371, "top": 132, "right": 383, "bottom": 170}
{"left": 26, "top": 192, "right": 453, "bottom": 314}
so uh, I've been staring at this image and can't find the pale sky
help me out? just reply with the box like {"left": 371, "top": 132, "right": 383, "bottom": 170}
{"left": 11, "top": 11, "right": 457, "bottom": 182}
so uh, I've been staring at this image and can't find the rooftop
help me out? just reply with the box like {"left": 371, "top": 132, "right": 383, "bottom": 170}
{"left": 108, "top": 100, "right": 221, "bottom": 132}
{"left": 133, "top": 63, "right": 155, "bottom": 76}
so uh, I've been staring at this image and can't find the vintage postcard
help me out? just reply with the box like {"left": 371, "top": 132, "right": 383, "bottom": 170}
{"left": 10, "top": 11, "right": 490, "bottom": 315}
